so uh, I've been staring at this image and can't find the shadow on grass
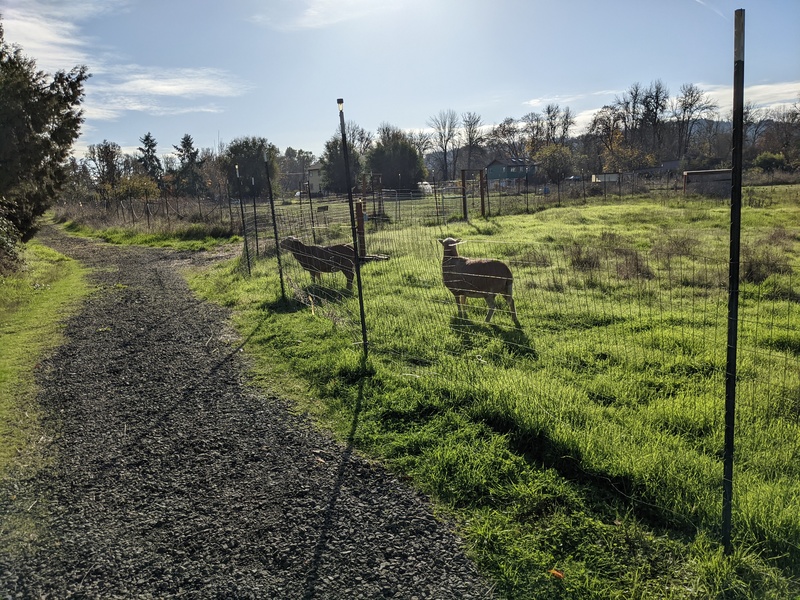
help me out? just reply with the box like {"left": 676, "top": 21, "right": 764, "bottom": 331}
{"left": 449, "top": 315, "right": 537, "bottom": 360}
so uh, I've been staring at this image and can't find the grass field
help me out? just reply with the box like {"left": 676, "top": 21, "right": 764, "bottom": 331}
{"left": 0, "top": 242, "right": 88, "bottom": 550}
{"left": 191, "top": 186, "right": 800, "bottom": 598}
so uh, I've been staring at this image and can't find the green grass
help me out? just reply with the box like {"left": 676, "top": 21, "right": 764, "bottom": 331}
{"left": 0, "top": 241, "right": 89, "bottom": 551}
{"left": 60, "top": 220, "right": 239, "bottom": 251}
{"left": 187, "top": 192, "right": 800, "bottom": 598}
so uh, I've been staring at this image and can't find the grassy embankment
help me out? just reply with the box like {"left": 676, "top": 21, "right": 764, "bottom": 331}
{"left": 0, "top": 241, "right": 89, "bottom": 548}
{"left": 189, "top": 189, "right": 800, "bottom": 599}
{"left": 59, "top": 220, "right": 238, "bottom": 251}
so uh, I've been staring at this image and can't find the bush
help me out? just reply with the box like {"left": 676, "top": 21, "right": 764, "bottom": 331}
{"left": 616, "top": 248, "right": 655, "bottom": 280}
{"left": 740, "top": 243, "right": 792, "bottom": 284}
{"left": 0, "top": 214, "right": 21, "bottom": 274}
{"left": 567, "top": 242, "right": 601, "bottom": 271}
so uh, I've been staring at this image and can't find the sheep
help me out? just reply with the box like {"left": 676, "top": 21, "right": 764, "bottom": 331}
{"left": 438, "top": 237, "right": 520, "bottom": 326}
{"left": 279, "top": 236, "right": 355, "bottom": 291}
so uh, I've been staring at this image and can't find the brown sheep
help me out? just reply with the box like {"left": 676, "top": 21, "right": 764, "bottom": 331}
{"left": 438, "top": 237, "right": 520, "bottom": 326}
{"left": 279, "top": 236, "right": 355, "bottom": 291}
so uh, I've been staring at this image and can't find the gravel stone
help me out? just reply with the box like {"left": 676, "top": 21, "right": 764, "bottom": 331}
{"left": 0, "top": 226, "right": 496, "bottom": 599}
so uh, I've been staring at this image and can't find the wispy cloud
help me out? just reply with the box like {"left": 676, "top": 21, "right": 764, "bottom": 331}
{"left": 523, "top": 93, "right": 590, "bottom": 110}
{"left": 96, "top": 66, "right": 246, "bottom": 99}
{"left": 87, "top": 66, "right": 249, "bottom": 120}
{"left": 2, "top": 4, "right": 93, "bottom": 72}
{"left": 3, "top": 2, "right": 248, "bottom": 122}
{"left": 703, "top": 81, "right": 800, "bottom": 115}
{"left": 251, "top": 0, "right": 405, "bottom": 31}
{"left": 692, "top": 0, "right": 727, "bottom": 21}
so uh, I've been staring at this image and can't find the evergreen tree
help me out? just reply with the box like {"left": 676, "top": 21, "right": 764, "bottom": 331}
{"left": 137, "top": 132, "right": 163, "bottom": 184}
{"left": 173, "top": 134, "right": 204, "bottom": 198}
{"left": 0, "top": 19, "right": 88, "bottom": 264}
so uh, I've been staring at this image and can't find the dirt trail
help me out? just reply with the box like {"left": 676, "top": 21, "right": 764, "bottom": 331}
{"left": 0, "top": 226, "right": 495, "bottom": 599}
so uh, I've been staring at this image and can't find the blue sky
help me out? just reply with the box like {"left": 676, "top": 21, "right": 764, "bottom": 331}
{"left": 2, "top": 0, "right": 799, "bottom": 159}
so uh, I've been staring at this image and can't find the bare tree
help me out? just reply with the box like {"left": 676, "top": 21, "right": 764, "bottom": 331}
{"left": 521, "top": 112, "right": 544, "bottom": 155}
{"left": 489, "top": 117, "right": 526, "bottom": 160}
{"left": 641, "top": 80, "right": 670, "bottom": 156}
{"left": 408, "top": 130, "right": 433, "bottom": 158}
{"left": 671, "top": 83, "right": 718, "bottom": 159}
{"left": 559, "top": 106, "right": 576, "bottom": 144}
{"left": 741, "top": 101, "right": 769, "bottom": 159}
{"left": 761, "top": 101, "right": 800, "bottom": 168}
{"left": 461, "top": 111, "right": 486, "bottom": 171}
{"left": 544, "top": 104, "right": 560, "bottom": 146}
{"left": 427, "top": 109, "right": 461, "bottom": 180}
{"left": 346, "top": 121, "right": 373, "bottom": 157}
{"left": 615, "top": 82, "right": 644, "bottom": 143}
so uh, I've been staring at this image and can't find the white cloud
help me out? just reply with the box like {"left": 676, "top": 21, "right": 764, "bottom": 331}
{"left": 2, "top": 1, "right": 133, "bottom": 72}
{"left": 252, "top": 0, "right": 406, "bottom": 30}
{"left": 85, "top": 66, "right": 248, "bottom": 121}
{"left": 703, "top": 81, "right": 800, "bottom": 115}
{"left": 3, "top": 3, "right": 249, "bottom": 123}
{"left": 96, "top": 66, "right": 246, "bottom": 98}
{"left": 2, "top": 8, "right": 89, "bottom": 72}
{"left": 523, "top": 93, "right": 590, "bottom": 110}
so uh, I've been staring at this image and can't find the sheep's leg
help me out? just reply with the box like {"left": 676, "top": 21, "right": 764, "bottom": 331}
{"left": 345, "top": 271, "right": 354, "bottom": 291}
{"left": 456, "top": 295, "right": 467, "bottom": 319}
{"left": 485, "top": 294, "right": 497, "bottom": 323}
{"left": 504, "top": 293, "right": 521, "bottom": 327}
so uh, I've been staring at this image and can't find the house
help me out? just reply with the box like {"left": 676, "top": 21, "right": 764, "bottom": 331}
{"left": 307, "top": 163, "right": 323, "bottom": 196}
{"left": 485, "top": 158, "right": 535, "bottom": 181}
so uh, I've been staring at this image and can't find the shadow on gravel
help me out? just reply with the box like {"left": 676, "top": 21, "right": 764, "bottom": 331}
{"left": 302, "top": 355, "right": 367, "bottom": 600}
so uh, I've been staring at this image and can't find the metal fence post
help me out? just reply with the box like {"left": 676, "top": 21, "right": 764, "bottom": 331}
{"left": 338, "top": 98, "right": 368, "bottom": 358}
{"left": 265, "top": 153, "right": 285, "bottom": 300}
{"left": 235, "top": 164, "right": 251, "bottom": 276}
{"left": 723, "top": 8, "right": 745, "bottom": 556}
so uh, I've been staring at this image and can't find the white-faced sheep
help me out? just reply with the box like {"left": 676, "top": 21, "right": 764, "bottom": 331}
{"left": 279, "top": 236, "right": 355, "bottom": 291}
{"left": 438, "top": 237, "right": 520, "bottom": 326}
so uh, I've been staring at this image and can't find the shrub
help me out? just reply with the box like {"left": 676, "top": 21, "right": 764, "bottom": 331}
{"left": 0, "top": 214, "right": 21, "bottom": 274}
{"left": 567, "top": 242, "right": 601, "bottom": 271}
{"left": 616, "top": 248, "right": 655, "bottom": 280}
{"left": 740, "top": 243, "right": 792, "bottom": 284}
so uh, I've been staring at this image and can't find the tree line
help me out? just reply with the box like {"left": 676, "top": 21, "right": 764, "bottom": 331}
{"left": 3, "top": 16, "right": 800, "bottom": 272}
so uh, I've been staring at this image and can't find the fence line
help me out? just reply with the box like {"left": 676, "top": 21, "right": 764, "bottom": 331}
{"left": 238, "top": 187, "right": 799, "bottom": 561}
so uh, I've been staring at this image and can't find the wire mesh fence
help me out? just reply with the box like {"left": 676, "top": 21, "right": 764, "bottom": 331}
{"left": 239, "top": 187, "right": 800, "bottom": 560}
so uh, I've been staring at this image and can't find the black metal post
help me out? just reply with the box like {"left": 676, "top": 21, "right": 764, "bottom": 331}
{"left": 235, "top": 164, "right": 251, "bottom": 275}
{"left": 308, "top": 182, "right": 317, "bottom": 244}
{"left": 723, "top": 8, "right": 745, "bottom": 556}
{"left": 251, "top": 177, "right": 259, "bottom": 256}
{"left": 264, "top": 154, "right": 285, "bottom": 300}
{"left": 338, "top": 98, "right": 368, "bottom": 357}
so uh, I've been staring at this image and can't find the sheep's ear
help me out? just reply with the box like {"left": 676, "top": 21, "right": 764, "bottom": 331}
{"left": 437, "top": 238, "right": 444, "bottom": 244}
{"left": 455, "top": 238, "right": 463, "bottom": 244}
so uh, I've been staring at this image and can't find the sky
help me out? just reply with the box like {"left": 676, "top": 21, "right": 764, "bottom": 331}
{"left": 2, "top": 0, "right": 799, "bottom": 161}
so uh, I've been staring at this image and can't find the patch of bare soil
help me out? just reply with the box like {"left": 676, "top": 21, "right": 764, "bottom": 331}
{"left": 0, "top": 225, "right": 495, "bottom": 599}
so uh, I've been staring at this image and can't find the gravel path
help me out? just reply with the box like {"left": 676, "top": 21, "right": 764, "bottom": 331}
{"left": 0, "top": 226, "right": 496, "bottom": 599}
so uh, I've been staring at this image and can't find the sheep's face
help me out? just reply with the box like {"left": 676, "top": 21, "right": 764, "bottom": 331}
{"left": 438, "top": 237, "right": 463, "bottom": 256}
{"left": 280, "top": 236, "right": 300, "bottom": 250}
